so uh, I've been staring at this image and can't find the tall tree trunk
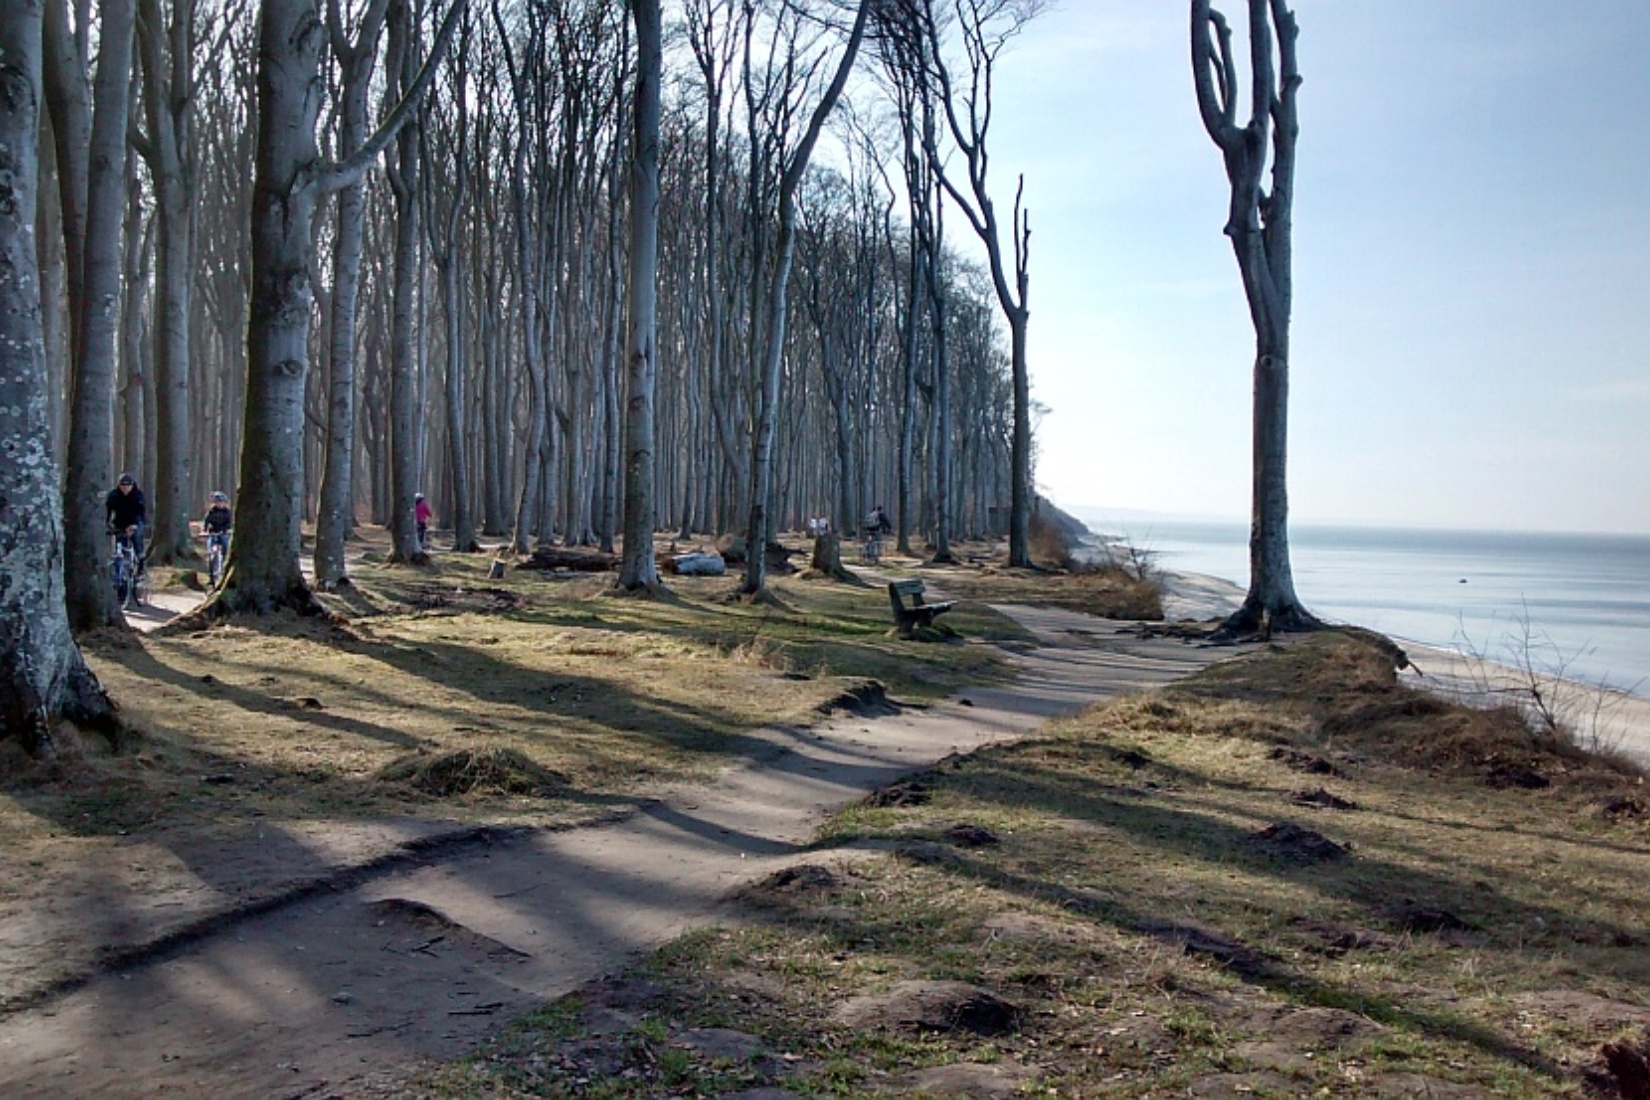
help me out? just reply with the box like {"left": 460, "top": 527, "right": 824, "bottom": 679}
{"left": 742, "top": 0, "right": 870, "bottom": 595}
{"left": 136, "top": 0, "right": 198, "bottom": 565}
{"left": 617, "top": 0, "right": 661, "bottom": 589}
{"left": 314, "top": 0, "right": 390, "bottom": 589}
{"left": 1192, "top": 0, "right": 1315, "bottom": 635}
{"left": 59, "top": 0, "right": 136, "bottom": 631}
{"left": 385, "top": 0, "right": 426, "bottom": 565}
{"left": 217, "top": 0, "right": 463, "bottom": 613}
{"left": 0, "top": 0, "right": 118, "bottom": 756}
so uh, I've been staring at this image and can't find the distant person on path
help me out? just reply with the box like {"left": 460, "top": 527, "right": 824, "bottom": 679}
{"left": 106, "top": 473, "right": 148, "bottom": 573}
{"left": 865, "top": 504, "right": 892, "bottom": 537}
{"left": 202, "top": 491, "right": 233, "bottom": 555}
{"left": 414, "top": 493, "right": 433, "bottom": 551}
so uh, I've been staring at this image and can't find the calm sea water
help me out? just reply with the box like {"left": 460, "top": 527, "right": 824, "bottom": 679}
{"left": 1081, "top": 518, "right": 1650, "bottom": 694}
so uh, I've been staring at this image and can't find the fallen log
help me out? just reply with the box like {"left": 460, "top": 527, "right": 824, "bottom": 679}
{"left": 515, "top": 547, "right": 619, "bottom": 572}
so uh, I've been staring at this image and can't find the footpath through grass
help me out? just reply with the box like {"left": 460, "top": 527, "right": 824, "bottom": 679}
{"left": 1, "top": 536, "right": 1135, "bottom": 1008}
{"left": 424, "top": 630, "right": 1650, "bottom": 1099}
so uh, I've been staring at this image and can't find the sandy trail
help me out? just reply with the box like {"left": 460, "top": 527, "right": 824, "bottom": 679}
{"left": 0, "top": 603, "right": 1220, "bottom": 1099}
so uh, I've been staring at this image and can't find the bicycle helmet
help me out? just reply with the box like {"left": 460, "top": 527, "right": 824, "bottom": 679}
{"left": 211, "top": 490, "right": 228, "bottom": 502}
{"left": 117, "top": 472, "right": 135, "bottom": 486}
{"left": 415, "top": 492, "right": 425, "bottom": 501}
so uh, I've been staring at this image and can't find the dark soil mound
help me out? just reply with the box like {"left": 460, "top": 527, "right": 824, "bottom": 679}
{"left": 1289, "top": 787, "right": 1359, "bottom": 810}
{"left": 377, "top": 747, "right": 569, "bottom": 797}
{"left": 864, "top": 778, "right": 932, "bottom": 808}
{"left": 832, "top": 980, "right": 1021, "bottom": 1036}
{"left": 1244, "top": 821, "right": 1349, "bottom": 863}
{"left": 818, "top": 680, "right": 900, "bottom": 718}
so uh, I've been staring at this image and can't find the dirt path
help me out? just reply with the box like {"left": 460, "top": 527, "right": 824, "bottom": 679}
{"left": 0, "top": 606, "right": 1220, "bottom": 1099}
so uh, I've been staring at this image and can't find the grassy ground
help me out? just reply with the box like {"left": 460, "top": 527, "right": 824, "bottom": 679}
{"left": 0, "top": 532, "right": 1134, "bottom": 1005}
{"left": 417, "top": 631, "right": 1650, "bottom": 1099}
{"left": 19, "top": 542, "right": 1031, "bottom": 827}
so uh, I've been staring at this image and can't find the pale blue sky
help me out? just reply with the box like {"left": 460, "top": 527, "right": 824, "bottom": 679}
{"left": 973, "top": 1, "right": 1650, "bottom": 534}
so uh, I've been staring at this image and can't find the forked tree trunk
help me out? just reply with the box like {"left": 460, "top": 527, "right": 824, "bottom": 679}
{"left": 0, "top": 0, "right": 118, "bottom": 756}
{"left": 1192, "top": 0, "right": 1316, "bottom": 635}
{"left": 216, "top": 0, "right": 463, "bottom": 614}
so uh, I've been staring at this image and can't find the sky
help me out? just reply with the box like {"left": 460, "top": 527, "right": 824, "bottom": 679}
{"left": 957, "top": 1, "right": 1650, "bottom": 535}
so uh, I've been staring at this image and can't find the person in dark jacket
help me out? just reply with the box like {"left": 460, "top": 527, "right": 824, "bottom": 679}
{"left": 105, "top": 473, "right": 148, "bottom": 573}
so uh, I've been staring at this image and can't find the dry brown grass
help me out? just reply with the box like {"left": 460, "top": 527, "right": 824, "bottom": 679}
{"left": 0, "top": 534, "right": 1022, "bottom": 1004}
{"left": 439, "top": 629, "right": 1650, "bottom": 1098}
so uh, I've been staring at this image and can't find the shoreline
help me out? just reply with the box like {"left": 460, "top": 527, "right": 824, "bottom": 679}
{"left": 1155, "top": 567, "right": 1650, "bottom": 769}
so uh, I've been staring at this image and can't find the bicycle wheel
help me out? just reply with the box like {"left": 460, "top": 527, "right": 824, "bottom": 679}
{"left": 109, "top": 548, "right": 127, "bottom": 604}
{"left": 208, "top": 546, "right": 223, "bottom": 586}
{"left": 131, "top": 563, "right": 149, "bottom": 608}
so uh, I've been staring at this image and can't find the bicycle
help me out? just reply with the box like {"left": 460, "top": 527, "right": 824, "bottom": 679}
{"left": 205, "top": 529, "right": 230, "bottom": 587}
{"left": 859, "top": 528, "right": 883, "bottom": 565}
{"left": 109, "top": 530, "right": 147, "bottom": 611}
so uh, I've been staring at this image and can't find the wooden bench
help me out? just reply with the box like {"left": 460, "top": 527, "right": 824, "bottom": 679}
{"left": 887, "top": 579, "right": 956, "bottom": 633}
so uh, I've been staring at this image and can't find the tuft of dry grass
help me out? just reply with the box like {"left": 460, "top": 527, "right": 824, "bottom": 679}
{"left": 439, "top": 629, "right": 1650, "bottom": 1098}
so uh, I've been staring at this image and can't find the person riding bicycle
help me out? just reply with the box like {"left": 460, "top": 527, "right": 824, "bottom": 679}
{"left": 414, "top": 492, "right": 433, "bottom": 550}
{"left": 864, "top": 504, "right": 892, "bottom": 538}
{"left": 105, "top": 473, "right": 148, "bottom": 574}
{"left": 203, "top": 491, "right": 233, "bottom": 555}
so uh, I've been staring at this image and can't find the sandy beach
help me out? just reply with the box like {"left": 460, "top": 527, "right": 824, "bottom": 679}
{"left": 1159, "top": 569, "right": 1650, "bottom": 769}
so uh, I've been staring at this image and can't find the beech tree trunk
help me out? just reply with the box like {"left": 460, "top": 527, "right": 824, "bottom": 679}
{"left": 617, "top": 0, "right": 662, "bottom": 590}
{"left": 219, "top": 0, "right": 463, "bottom": 613}
{"left": 385, "top": 0, "right": 427, "bottom": 566}
{"left": 55, "top": 0, "right": 136, "bottom": 630}
{"left": 135, "top": 0, "right": 197, "bottom": 564}
{"left": 314, "top": 0, "right": 391, "bottom": 589}
{"left": 741, "top": 0, "right": 870, "bottom": 595}
{"left": 0, "top": 0, "right": 118, "bottom": 756}
{"left": 1192, "top": 0, "right": 1316, "bottom": 635}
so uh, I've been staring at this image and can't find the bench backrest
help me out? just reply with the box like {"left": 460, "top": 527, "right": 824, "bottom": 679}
{"left": 889, "top": 579, "right": 924, "bottom": 598}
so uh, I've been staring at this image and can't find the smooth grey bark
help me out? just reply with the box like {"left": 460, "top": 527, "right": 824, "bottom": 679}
{"left": 58, "top": 0, "right": 136, "bottom": 631}
{"left": 423, "top": 12, "right": 477, "bottom": 554}
{"left": 214, "top": 0, "right": 463, "bottom": 614}
{"left": 119, "top": 170, "right": 152, "bottom": 484}
{"left": 1192, "top": 0, "right": 1316, "bottom": 635}
{"left": 884, "top": 0, "right": 1040, "bottom": 567}
{"left": 0, "top": 0, "right": 118, "bottom": 756}
{"left": 616, "top": 0, "right": 662, "bottom": 590}
{"left": 492, "top": 0, "right": 548, "bottom": 553}
{"left": 314, "top": 0, "right": 391, "bottom": 589}
{"left": 741, "top": 0, "right": 871, "bottom": 596}
{"left": 133, "top": 0, "right": 197, "bottom": 563}
{"left": 385, "top": 0, "right": 426, "bottom": 566}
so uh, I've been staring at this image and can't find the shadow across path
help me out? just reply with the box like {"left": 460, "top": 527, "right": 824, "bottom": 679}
{"left": 0, "top": 604, "right": 1224, "bottom": 1098}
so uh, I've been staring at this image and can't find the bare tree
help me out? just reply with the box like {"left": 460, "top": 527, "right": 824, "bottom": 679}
{"left": 1191, "top": 0, "right": 1316, "bottom": 634}
{"left": 48, "top": 0, "right": 139, "bottom": 630}
{"left": 213, "top": 0, "right": 464, "bottom": 614}
{"left": 616, "top": 0, "right": 662, "bottom": 589}
{"left": 740, "top": 0, "right": 872, "bottom": 596}
{"left": 385, "top": 0, "right": 430, "bottom": 565}
{"left": 880, "top": 0, "right": 1041, "bottom": 568}
{"left": 0, "top": 0, "right": 119, "bottom": 756}
{"left": 422, "top": 6, "right": 479, "bottom": 554}
{"left": 314, "top": 0, "right": 393, "bottom": 589}
{"left": 133, "top": 0, "right": 200, "bottom": 564}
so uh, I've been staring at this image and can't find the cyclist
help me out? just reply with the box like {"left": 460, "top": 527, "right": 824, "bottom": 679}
{"left": 414, "top": 492, "right": 433, "bottom": 550}
{"left": 105, "top": 473, "right": 148, "bottom": 575}
{"left": 861, "top": 503, "right": 892, "bottom": 563}
{"left": 203, "top": 490, "right": 233, "bottom": 580}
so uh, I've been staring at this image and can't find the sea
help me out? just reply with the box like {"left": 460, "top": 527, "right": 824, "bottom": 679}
{"left": 1073, "top": 515, "right": 1650, "bottom": 696}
